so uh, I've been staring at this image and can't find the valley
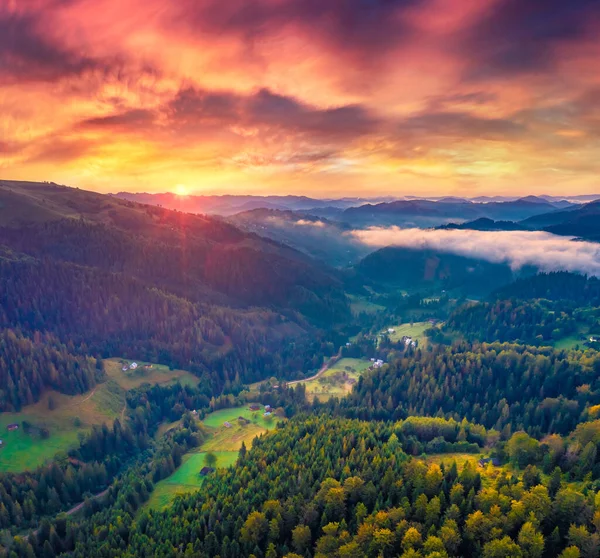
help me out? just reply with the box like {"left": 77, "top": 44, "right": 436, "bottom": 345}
{"left": 2, "top": 182, "right": 600, "bottom": 558}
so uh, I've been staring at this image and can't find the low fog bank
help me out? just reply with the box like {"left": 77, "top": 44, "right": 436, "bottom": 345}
{"left": 351, "top": 227, "right": 600, "bottom": 276}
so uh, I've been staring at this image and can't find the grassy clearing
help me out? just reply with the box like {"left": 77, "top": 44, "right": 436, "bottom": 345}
{"left": 202, "top": 406, "right": 278, "bottom": 431}
{"left": 146, "top": 404, "right": 281, "bottom": 511}
{"left": 298, "top": 358, "right": 372, "bottom": 402}
{"left": 144, "top": 451, "right": 239, "bottom": 511}
{"left": 0, "top": 381, "right": 125, "bottom": 473}
{"left": 0, "top": 357, "right": 199, "bottom": 473}
{"left": 384, "top": 322, "right": 431, "bottom": 343}
{"left": 104, "top": 358, "right": 199, "bottom": 390}
{"left": 348, "top": 294, "right": 385, "bottom": 316}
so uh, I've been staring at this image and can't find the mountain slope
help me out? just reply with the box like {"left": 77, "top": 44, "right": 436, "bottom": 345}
{"left": 343, "top": 197, "right": 572, "bottom": 228}
{"left": 0, "top": 181, "right": 349, "bottom": 323}
{"left": 228, "top": 208, "right": 372, "bottom": 266}
{"left": 354, "top": 246, "right": 517, "bottom": 296}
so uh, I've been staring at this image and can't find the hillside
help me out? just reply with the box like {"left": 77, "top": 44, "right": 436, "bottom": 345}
{"left": 343, "top": 197, "right": 572, "bottom": 228}
{"left": 228, "top": 208, "right": 372, "bottom": 266}
{"left": 0, "top": 181, "right": 349, "bottom": 322}
{"left": 354, "top": 246, "right": 518, "bottom": 296}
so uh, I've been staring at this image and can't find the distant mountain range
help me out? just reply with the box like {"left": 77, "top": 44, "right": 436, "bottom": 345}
{"left": 114, "top": 192, "right": 600, "bottom": 218}
{"left": 440, "top": 199, "right": 600, "bottom": 241}
{"left": 340, "top": 196, "right": 575, "bottom": 227}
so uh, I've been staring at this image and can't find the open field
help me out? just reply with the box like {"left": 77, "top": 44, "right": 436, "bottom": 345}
{"left": 0, "top": 381, "right": 125, "bottom": 472}
{"left": 0, "top": 358, "right": 200, "bottom": 473}
{"left": 146, "top": 404, "right": 280, "bottom": 510}
{"left": 143, "top": 451, "right": 239, "bottom": 511}
{"left": 298, "top": 358, "right": 372, "bottom": 401}
{"left": 202, "top": 406, "right": 279, "bottom": 430}
{"left": 348, "top": 294, "right": 385, "bottom": 316}
{"left": 384, "top": 322, "right": 431, "bottom": 343}
{"left": 104, "top": 358, "right": 199, "bottom": 390}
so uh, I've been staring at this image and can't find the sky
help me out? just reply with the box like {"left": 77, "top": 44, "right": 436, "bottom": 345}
{"left": 1, "top": 0, "right": 600, "bottom": 197}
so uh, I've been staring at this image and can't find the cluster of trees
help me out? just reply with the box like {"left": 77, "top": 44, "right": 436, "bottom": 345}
{"left": 6, "top": 414, "right": 206, "bottom": 557}
{"left": 446, "top": 299, "right": 577, "bottom": 345}
{"left": 0, "top": 256, "right": 337, "bottom": 391}
{"left": 0, "top": 216, "right": 349, "bottom": 324}
{"left": 336, "top": 342, "right": 600, "bottom": 438}
{"left": 15, "top": 415, "right": 600, "bottom": 558}
{"left": 445, "top": 272, "right": 600, "bottom": 346}
{"left": 0, "top": 329, "right": 100, "bottom": 411}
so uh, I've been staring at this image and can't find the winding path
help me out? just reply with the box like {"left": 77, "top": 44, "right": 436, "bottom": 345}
{"left": 287, "top": 348, "right": 342, "bottom": 386}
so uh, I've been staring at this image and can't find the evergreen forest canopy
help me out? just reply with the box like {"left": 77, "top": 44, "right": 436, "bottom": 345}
{"left": 3, "top": 182, "right": 600, "bottom": 557}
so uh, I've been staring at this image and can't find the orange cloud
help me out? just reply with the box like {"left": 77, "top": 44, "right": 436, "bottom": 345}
{"left": 1, "top": 0, "right": 600, "bottom": 196}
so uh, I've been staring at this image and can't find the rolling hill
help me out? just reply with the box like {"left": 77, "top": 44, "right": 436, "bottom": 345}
{"left": 228, "top": 208, "right": 372, "bottom": 266}
{"left": 342, "top": 197, "right": 573, "bottom": 228}
{"left": 354, "top": 246, "right": 520, "bottom": 296}
{"left": 0, "top": 180, "right": 351, "bottom": 397}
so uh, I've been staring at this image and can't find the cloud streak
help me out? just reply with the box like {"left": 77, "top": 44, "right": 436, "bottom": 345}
{"left": 352, "top": 227, "right": 600, "bottom": 276}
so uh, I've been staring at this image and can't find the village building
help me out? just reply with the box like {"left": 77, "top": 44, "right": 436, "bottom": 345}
{"left": 199, "top": 467, "right": 215, "bottom": 476}
{"left": 478, "top": 457, "right": 501, "bottom": 467}
{"left": 249, "top": 404, "right": 261, "bottom": 411}
{"left": 130, "top": 362, "right": 138, "bottom": 369}
{"left": 7, "top": 423, "right": 19, "bottom": 432}
{"left": 223, "top": 421, "right": 232, "bottom": 428}
{"left": 263, "top": 411, "right": 272, "bottom": 417}
{"left": 264, "top": 405, "right": 272, "bottom": 412}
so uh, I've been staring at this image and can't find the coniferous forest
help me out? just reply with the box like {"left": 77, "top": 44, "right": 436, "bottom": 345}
{"left": 3, "top": 184, "right": 600, "bottom": 558}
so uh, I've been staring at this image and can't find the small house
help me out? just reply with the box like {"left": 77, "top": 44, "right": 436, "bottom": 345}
{"left": 199, "top": 467, "right": 215, "bottom": 477}
{"left": 223, "top": 421, "right": 232, "bottom": 428}
{"left": 7, "top": 424, "right": 18, "bottom": 432}
{"left": 191, "top": 410, "right": 199, "bottom": 418}
{"left": 130, "top": 362, "right": 138, "bottom": 369}
{"left": 122, "top": 365, "right": 129, "bottom": 372}
{"left": 478, "top": 457, "right": 501, "bottom": 468}
{"left": 387, "top": 328, "right": 395, "bottom": 334}
{"left": 249, "top": 404, "right": 261, "bottom": 411}
{"left": 263, "top": 411, "right": 272, "bottom": 417}
{"left": 264, "top": 405, "right": 272, "bottom": 412}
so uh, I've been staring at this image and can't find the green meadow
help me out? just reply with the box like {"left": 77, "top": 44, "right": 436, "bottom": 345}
{"left": 0, "top": 358, "right": 200, "bottom": 473}
{"left": 145, "top": 404, "right": 280, "bottom": 510}
{"left": 145, "top": 451, "right": 239, "bottom": 511}
{"left": 299, "top": 358, "right": 372, "bottom": 401}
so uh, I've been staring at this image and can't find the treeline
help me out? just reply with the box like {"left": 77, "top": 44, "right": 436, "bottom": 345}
{"left": 0, "top": 217, "right": 349, "bottom": 325}
{"left": 445, "top": 272, "right": 600, "bottom": 346}
{"left": 0, "top": 378, "right": 211, "bottom": 534}
{"left": 22, "top": 415, "right": 600, "bottom": 558}
{"left": 446, "top": 299, "right": 577, "bottom": 346}
{"left": 336, "top": 342, "right": 600, "bottom": 438}
{"left": 0, "top": 329, "right": 101, "bottom": 411}
{"left": 0, "top": 256, "right": 334, "bottom": 391}
{"left": 6, "top": 414, "right": 206, "bottom": 557}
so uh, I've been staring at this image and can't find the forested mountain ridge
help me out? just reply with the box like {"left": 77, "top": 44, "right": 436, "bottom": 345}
{"left": 0, "top": 182, "right": 349, "bottom": 323}
{"left": 444, "top": 273, "right": 600, "bottom": 345}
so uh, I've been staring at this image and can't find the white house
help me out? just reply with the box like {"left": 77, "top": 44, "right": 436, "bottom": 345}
{"left": 130, "top": 362, "right": 138, "bottom": 369}
{"left": 387, "top": 328, "right": 395, "bottom": 334}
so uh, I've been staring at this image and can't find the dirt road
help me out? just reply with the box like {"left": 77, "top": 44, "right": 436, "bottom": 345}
{"left": 287, "top": 348, "right": 342, "bottom": 386}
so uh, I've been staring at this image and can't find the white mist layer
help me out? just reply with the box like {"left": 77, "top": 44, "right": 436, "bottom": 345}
{"left": 351, "top": 227, "right": 600, "bottom": 276}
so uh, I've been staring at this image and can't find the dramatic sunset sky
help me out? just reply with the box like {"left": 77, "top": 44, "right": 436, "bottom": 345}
{"left": 1, "top": 0, "right": 599, "bottom": 196}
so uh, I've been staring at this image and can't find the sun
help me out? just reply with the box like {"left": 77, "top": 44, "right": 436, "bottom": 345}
{"left": 174, "top": 184, "right": 189, "bottom": 197}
